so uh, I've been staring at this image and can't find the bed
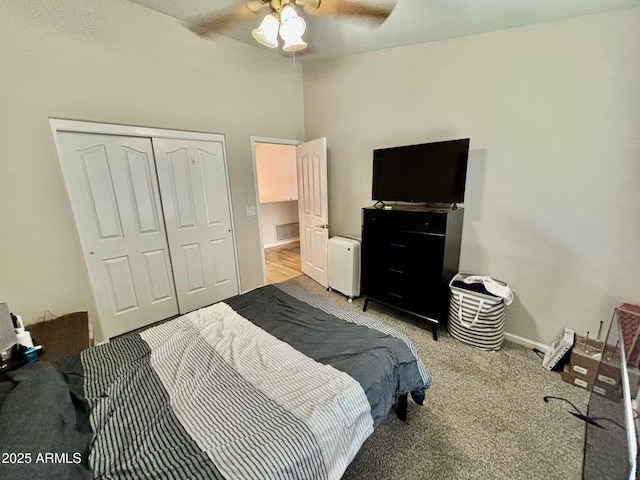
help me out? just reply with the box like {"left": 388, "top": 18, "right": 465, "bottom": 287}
{"left": 0, "top": 282, "right": 430, "bottom": 480}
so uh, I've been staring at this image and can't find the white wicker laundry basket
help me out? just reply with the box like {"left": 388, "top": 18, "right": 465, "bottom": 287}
{"left": 447, "top": 273, "right": 507, "bottom": 351}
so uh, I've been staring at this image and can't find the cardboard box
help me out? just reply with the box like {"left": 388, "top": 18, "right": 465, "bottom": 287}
{"left": 569, "top": 335, "right": 605, "bottom": 381}
{"left": 591, "top": 348, "right": 640, "bottom": 395}
{"left": 596, "top": 359, "right": 622, "bottom": 388}
{"left": 592, "top": 383, "right": 623, "bottom": 403}
{"left": 561, "top": 363, "right": 622, "bottom": 402}
{"left": 568, "top": 361, "right": 598, "bottom": 385}
{"left": 562, "top": 334, "right": 640, "bottom": 399}
{"left": 562, "top": 363, "right": 594, "bottom": 390}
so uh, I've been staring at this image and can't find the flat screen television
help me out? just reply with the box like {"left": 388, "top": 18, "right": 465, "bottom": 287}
{"left": 582, "top": 308, "right": 638, "bottom": 479}
{"left": 372, "top": 138, "right": 470, "bottom": 204}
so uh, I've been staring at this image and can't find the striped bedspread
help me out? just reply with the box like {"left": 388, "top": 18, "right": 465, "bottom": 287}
{"left": 81, "top": 284, "right": 430, "bottom": 480}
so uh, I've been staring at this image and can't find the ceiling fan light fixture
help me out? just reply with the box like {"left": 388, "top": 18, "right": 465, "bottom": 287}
{"left": 252, "top": 13, "right": 280, "bottom": 48}
{"left": 279, "top": 16, "right": 306, "bottom": 37}
{"left": 279, "top": 5, "right": 301, "bottom": 24}
{"left": 281, "top": 35, "right": 307, "bottom": 52}
{"left": 279, "top": 7, "right": 307, "bottom": 52}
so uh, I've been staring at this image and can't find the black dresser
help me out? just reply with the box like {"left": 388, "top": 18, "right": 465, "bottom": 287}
{"left": 361, "top": 205, "right": 464, "bottom": 340}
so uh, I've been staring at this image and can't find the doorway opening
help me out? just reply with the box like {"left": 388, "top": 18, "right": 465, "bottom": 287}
{"left": 252, "top": 140, "right": 302, "bottom": 285}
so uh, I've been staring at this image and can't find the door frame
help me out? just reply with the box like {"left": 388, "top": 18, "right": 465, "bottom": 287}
{"left": 50, "top": 119, "right": 230, "bottom": 143}
{"left": 249, "top": 136, "right": 302, "bottom": 285}
{"left": 50, "top": 118, "right": 242, "bottom": 315}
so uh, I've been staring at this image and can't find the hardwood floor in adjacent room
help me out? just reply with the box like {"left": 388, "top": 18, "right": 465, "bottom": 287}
{"left": 265, "top": 240, "right": 302, "bottom": 284}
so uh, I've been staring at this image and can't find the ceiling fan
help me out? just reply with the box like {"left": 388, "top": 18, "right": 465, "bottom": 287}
{"left": 186, "top": 0, "right": 398, "bottom": 53}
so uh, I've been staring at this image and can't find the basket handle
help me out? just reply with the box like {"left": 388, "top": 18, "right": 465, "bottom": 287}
{"left": 457, "top": 293, "right": 485, "bottom": 328}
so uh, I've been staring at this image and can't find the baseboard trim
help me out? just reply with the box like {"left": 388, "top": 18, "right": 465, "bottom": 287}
{"left": 264, "top": 238, "right": 300, "bottom": 249}
{"left": 504, "top": 332, "right": 549, "bottom": 352}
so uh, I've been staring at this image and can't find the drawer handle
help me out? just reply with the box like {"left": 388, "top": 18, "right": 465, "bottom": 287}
{"left": 389, "top": 243, "right": 406, "bottom": 248}
{"left": 388, "top": 292, "right": 403, "bottom": 299}
{"left": 388, "top": 268, "right": 404, "bottom": 274}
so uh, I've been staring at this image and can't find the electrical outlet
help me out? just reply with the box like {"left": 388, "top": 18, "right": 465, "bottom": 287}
{"left": 246, "top": 206, "right": 256, "bottom": 216}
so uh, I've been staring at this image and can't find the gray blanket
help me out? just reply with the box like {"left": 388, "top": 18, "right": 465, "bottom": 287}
{"left": 226, "top": 284, "right": 428, "bottom": 428}
{"left": 0, "top": 361, "right": 93, "bottom": 480}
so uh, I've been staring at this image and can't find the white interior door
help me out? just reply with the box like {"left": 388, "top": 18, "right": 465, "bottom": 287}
{"left": 153, "top": 138, "right": 239, "bottom": 313}
{"left": 57, "top": 132, "right": 179, "bottom": 338}
{"left": 296, "top": 137, "right": 329, "bottom": 288}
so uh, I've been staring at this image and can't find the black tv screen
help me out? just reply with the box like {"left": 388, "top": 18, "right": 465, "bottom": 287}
{"left": 372, "top": 138, "right": 470, "bottom": 204}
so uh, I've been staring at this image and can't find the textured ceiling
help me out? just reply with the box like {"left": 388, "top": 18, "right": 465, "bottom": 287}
{"left": 126, "top": 0, "right": 640, "bottom": 62}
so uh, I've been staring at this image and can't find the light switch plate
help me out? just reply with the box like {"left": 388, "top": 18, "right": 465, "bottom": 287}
{"left": 246, "top": 206, "right": 256, "bottom": 216}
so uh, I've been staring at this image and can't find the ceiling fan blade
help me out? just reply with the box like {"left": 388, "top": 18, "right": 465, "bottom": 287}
{"left": 306, "top": 0, "right": 397, "bottom": 25}
{"left": 184, "top": 2, "right": 266, "bottom": 36}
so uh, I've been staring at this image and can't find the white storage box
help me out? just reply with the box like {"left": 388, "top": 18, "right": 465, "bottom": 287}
{"left": 328, "top": 236, "right": 361, "bottom": 301}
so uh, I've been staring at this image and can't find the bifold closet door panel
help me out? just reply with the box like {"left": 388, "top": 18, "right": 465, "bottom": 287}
{"left": 57, "top": 132, "right": 179, "bottom": 338}
{"left": 153, "top": 138, "right": 239, "bottom": 313}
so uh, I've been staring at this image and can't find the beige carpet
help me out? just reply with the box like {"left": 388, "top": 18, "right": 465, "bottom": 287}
{"left": 285, "top": 275, "right": 589, "bottom": 480}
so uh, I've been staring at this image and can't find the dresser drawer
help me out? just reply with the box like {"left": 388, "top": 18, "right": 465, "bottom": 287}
{"left": 364, "top": 263, "right": 441, "bottom": 289}
{"left": 362, "top": 229, "right": 445, "bottom": 269}
{"left": 362, "top": 208, "right": 447, "bottom": 234}
{"left": 363, "top": 274, "right": 445, "bottom": 320}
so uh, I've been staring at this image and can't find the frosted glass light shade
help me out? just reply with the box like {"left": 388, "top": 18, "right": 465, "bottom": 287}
{"left": 279, "top": 5, "right": 300, "bottom": 24}
{"left": 281, "top": 34, "right": 307, "bottom": 52}
{"left": 252, "top": 14, "right": 279, "bottom": 48}
{"left": 279, "top": 8, "right": 307, "bottom": 52}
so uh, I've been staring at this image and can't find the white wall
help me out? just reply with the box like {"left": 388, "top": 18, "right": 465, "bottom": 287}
{"left": 303, "top": 8, "right": 640, "bottom": 344}
{"left": 2, "top": 1, "right": 638, "bottom": 346}
{"left": 259, "top": 201, "right": 300, "bottom": 247}
{"left": 256, "top": 143, "right": 299, "bottom": 247}
{"left": 0, "top": 0, "right": 304, "bottom": 340}
{"left": 256, "top": 143, "right": 298, "bottom": 202}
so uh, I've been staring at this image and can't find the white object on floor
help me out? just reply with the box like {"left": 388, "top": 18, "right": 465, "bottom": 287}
{"left": 328, "top": 236, "right": 361, "bottom": 301}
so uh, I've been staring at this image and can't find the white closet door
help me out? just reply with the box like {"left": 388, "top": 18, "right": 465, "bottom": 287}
{"left": 57, "top": 132, "right": 179, "bottom": 338}
{"left": 153, "top": 138, "right": 239, "bottom": 313}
